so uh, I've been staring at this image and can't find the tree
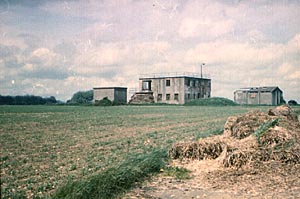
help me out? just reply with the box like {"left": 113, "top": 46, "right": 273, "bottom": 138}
{"left": 0, "top": 95, "right": 14, "bottom": 105}
{"left": 288, "top": 100, "right": 298, "bottom": 106}
{"left": 68, "top": 90, "right": 93, "bottom": 104}
{"left": 46, "top": 96, "right": 57, "bottom": 104}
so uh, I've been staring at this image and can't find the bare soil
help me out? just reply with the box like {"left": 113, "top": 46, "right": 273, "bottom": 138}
{"left": 124, "top": 158, "right": 300, "bottom": 199}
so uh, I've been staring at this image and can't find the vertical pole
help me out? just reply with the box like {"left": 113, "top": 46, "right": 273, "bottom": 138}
{"left": 201, "top": 64, "right": 203, "bottom": 78}
{"left": 200, "top": 63, "right": 205, "bottom": 78}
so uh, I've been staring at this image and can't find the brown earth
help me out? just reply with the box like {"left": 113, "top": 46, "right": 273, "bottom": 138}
{"left": 124, "top": 105, "right": 300, "bottom": 199}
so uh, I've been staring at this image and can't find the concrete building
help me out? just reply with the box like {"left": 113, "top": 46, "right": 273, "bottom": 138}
{"left": 133, "top": 73, "right": 211, "bottom": 104}
{"left": 93, "top": 87, "right": 127, "bottom": 104}
{"left": 234, "top": 87, "right": 283, "bottom": 105}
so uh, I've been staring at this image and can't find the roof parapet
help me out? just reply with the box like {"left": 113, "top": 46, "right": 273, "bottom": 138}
{"left": 139, "top": 72, "right": 210, "bottom": 79}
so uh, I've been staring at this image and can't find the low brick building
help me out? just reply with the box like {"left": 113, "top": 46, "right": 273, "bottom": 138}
{"left": 93, "top": 87, "right": 127, "bottom": 104}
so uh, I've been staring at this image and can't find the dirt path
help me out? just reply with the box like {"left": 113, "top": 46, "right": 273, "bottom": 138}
{"left": 124, "top": 159, "right": 300, "bottom": 199}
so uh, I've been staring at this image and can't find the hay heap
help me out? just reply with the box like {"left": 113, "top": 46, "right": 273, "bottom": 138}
{"left": 169, "top": 105, "right": 300, "bottom": 168}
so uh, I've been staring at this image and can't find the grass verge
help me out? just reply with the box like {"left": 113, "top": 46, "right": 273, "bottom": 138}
{"left": 185, "top": 97, "right": 237, "bottom": 106}
{"left": 52, "top": 148, "right": 168, "bottom": 199}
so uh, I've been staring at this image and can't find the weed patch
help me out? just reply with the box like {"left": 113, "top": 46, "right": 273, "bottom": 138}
{"left": 52, "top": 149, "right": 168, "bottom": 199}
{"left": 162, "top": 166, "right": 191, "bottom": 180}
{"left": 254, "top": 118, "right": 279, "bottom": 143}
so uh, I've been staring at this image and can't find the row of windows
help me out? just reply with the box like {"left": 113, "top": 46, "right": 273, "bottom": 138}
{"left": 186, "top": 80, "right": 209, "bottom": 87}
{"left": 186, "top": 93, "right": 205, "bottom": 99}
{"left": 157, "top": 93, "right": 179, "bottom": 101}
{"left": 157, "top": 92, "right": 207, "bottom": 101}
{"left": 143, "top": 79, "right": 210, "bottom": 89}
{"left": 165, "top": 79, "right": 209, "bottom": 88}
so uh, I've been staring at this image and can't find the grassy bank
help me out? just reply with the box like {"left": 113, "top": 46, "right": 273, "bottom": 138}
{"left": 185, "top": 97, "right": 237, "bottom": 106}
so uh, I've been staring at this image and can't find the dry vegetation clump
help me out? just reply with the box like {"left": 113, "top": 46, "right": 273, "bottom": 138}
{"left": 169, "top": 136, "right": 225, "bottom": 160}
{"left": 224, "top": 111, "right": 271, "bottom": 139}
{"left": 169, "top": 105, "right": 300, "bottom": 168}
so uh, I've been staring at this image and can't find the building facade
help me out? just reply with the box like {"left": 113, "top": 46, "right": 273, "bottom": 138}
{"left": 234, "top": 87, "right": 283, "bottom": 105}
{"left": 93, "top": 87, "right": 127, "bottom": 104}
{"left": 138, "top": 75, "right": 211, "bottom": 104}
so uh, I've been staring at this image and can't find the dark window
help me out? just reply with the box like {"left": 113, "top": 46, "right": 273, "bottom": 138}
{"left": 186, "top": 79, "right": 190, "bottom": 86}
{"left": 187, "top": 94, "right": 190, "bottom": 99}
{"left": 197, "top": 93, "right": 201, "bottom": 99}
{"left": 192, "top": 80, "right": 196, "bottom": 87}
{"left": 174, "top": 93, "right": 179, "bottom": 101}
{"left": 166, "top": 80, "right": 171, "bottom": 87}
{"left": 166, "top": 94, "right": 170, "bottom": 100}
{"left": 142, "top": 81, "right": 151, "bottom": 91}
{"left": 193, "top": 93, "right": 196, "bottom": 99}
{"left": 157, "top": 94, "right": 162, "bottom": 101}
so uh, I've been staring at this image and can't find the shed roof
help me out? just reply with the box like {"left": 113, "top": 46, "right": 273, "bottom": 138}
{"left": 235, "top": 86, "right": 282, "bottom": 93}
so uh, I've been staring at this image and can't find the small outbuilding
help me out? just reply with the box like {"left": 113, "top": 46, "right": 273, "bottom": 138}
{"left": 234, "top": 86, "right": 283, "bottom": 105}
{"left": 93, "top": 87, "right": 127, "bottom": 104}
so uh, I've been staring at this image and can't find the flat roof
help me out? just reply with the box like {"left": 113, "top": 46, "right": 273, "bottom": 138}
{"left": 93, "top": 87, "right": 127, "bottom": 90}
{"left": 139, "top": 72, "right": 210, "bottom": 79}
{"left": 139, "top": 76, "right": 210, "bottom": 80}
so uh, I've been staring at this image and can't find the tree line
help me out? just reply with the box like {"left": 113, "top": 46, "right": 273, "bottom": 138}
{"left": 0, "top": 95, "right": 57, "bottom": 105}
{"left": 0, "top": 90, "right": 93, "bottom": 105}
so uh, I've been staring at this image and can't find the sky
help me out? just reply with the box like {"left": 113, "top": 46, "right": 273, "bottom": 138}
{"left": 0, "top": 0, "right": 299, "bottom": 102}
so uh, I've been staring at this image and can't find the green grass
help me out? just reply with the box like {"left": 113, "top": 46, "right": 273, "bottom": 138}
{"left": 0, "top": 105, "right": 268, "bottom": 198}
{"left": 195, "top": 128, "right": 224, "bottom": 140}
{"left": 53, "top": 148, "right": 168, "bottom": 199}
{"left": 185, "top": 97, "right": 237, "bottom": 106}
{"left": 163, "top": 166, "right": 191, "bottom": 180}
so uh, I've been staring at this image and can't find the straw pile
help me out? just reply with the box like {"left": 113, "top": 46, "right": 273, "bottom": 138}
{"left": 169, "top": 136, "right": 225, "bottom": 160}
{"left": 169, "top": 105, "right": 300, "bottom": 168}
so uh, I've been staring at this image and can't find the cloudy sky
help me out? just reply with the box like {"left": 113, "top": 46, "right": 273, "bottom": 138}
{"left": 0, "top": 0, "right": 299, "bottom": 102}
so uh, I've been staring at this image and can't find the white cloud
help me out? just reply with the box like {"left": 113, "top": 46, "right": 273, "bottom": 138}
{"left": 72, "top": 41, "right": 171, "bottom": 76}
{"left": 29, "top": 48, "right": 61, "bottom": 67}
{"left": 287, "top": 71, "right": 300, "bottom": 80}
{"left": 177, "top": 0, "right": 235, "bottom": 39}
{"left": 184, "top": 39, "right": 286, "bottom": 66}
{"left": 277, "top": 63, "right": 294, "bottom": 75}
{"left": 178, "top": 17, "right": 235, "bottom": 39}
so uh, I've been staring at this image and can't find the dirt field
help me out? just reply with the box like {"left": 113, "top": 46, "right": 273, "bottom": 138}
{"left": 0, "top": 105, "right": 262, "bottom": 198}
{"left": 1, "top": 105, "right": 299, "bottom": 198}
